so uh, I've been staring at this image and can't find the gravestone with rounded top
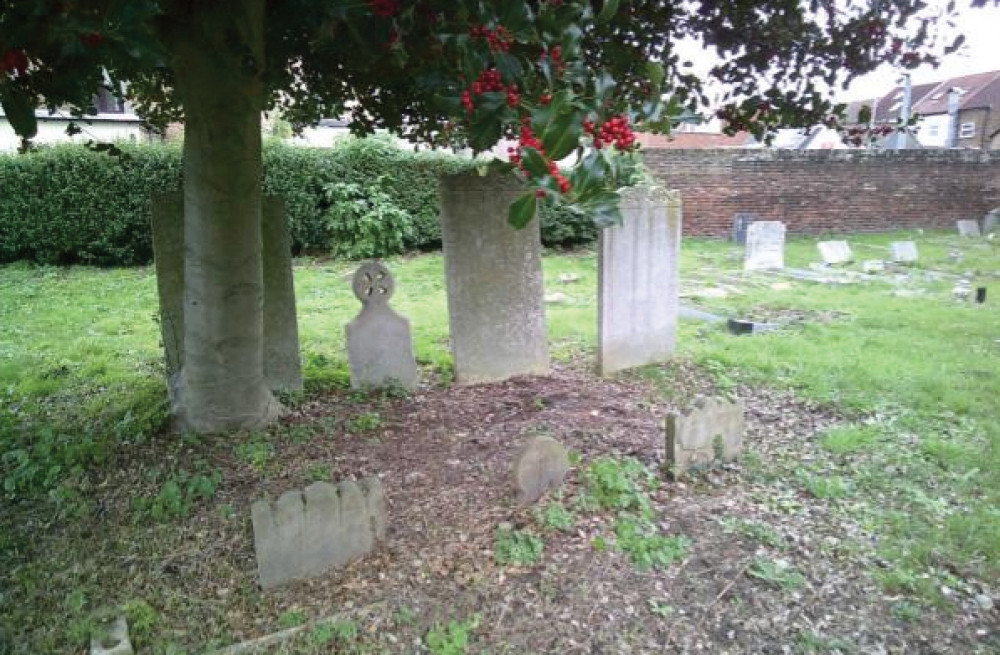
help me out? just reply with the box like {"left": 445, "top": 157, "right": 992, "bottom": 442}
{"left": 345, "top": 261, "right": 419, "bottom": 390}
{"left": 982, "top": 209, "right": 999, "bottom": 236}
{"left": 440, "top": 173, "right": 549, "bottom": 385}
{"left": 598, "top": 185, "right": 682, "bottom": 376}
{"left": 514, "top": 435, "right": 570, "bottom": 504}
{"left": 743, "top": 221, "right": 786, "bottom": 270}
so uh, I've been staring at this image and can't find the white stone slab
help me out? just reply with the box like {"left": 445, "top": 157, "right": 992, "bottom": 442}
{"left": 743, "top": 221, "right": 785, "bottom": 271}
{"left": 889, "top": 241, "right": 918, "bottom": 263}
{"left": 817, "top": 240, "right": 853, "bottom": 265}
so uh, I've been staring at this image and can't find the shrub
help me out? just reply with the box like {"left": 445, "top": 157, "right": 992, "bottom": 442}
{"left": 0, "top": 137, "right": 600, "bottom": 267}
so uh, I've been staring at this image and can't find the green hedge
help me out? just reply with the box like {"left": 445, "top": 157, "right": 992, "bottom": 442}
{"left": 0, "top": 137, "right": 597, "bottom": 266}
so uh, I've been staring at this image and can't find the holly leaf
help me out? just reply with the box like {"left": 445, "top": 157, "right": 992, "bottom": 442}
{"left": 508, "top": 192, "right": 537, "bottom": 229}
{"left": 597, "top": 0, "right": 621, "bottom": 24}
{"left": 468, "top": 115, "right": 502, "bottom": 152}
{"left": 520, "top": 147, "right": 550, "bottom": 179}
{"left": 541, "top": 111, "right": 582, "bottom": 161}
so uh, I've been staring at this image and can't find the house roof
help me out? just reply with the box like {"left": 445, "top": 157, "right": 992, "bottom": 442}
{"left": 636, "top": 130, "right": 755, "bottom": 149}
{"left": 852, "top": 69, "right": 1000, "bottom": 123}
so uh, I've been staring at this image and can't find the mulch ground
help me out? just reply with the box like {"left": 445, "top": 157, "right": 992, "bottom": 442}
{"left": 3, "top": 359, "right": 997, "bottom": 654}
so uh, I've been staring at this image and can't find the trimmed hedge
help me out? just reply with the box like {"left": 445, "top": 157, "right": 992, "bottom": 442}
{"left": 0, "top": 137, "right": 596, "bottom": 266}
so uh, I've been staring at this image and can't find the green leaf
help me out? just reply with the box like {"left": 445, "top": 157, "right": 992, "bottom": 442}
{"left": 468, "top": 115, "right": 502, "bottom": 152}
{"left": 597, "top": 0, "right": 621, "bottom": 23}
{"left": 508, "top": 192, "right": 537, "bottom": 229}
{"left": 645, "top": 61, "right": 665, "bottom": 90}
{"left": 495, "top": 52, "right": 524, "bottom": 81}
{"left": 520, "top": 147, "right": 550, "bottom": 179}
{"left": 541, "top": 112, "right": 583, "bottom": 161}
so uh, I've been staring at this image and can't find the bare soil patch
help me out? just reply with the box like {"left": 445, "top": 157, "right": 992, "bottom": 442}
{"left": 2, "top": 360, "right": 997, "bottom": 654}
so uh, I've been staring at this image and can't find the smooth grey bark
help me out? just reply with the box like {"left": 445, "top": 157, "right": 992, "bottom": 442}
{"left": 166, "top": 0, "right": 283, "bottom": 432}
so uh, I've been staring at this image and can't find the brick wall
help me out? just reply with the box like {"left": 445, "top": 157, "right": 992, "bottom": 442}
{"left": 643, "top": 148, "right": 1000, "bottom": 236}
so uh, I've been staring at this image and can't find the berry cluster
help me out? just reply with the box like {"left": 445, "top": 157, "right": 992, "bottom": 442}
{"left": 469, "top": 24, "right": 512, "bottom": 52}
{"left": 0, "top": 49, "right": 28, "bottom": 75}
{"left": 585, "top": 115, "right": 636, "bottom": 150}
{"left": 508, "top": 119, "right": 572, "bottom": 195}
{"left": 369, "top": 0, "right": 400, "bottom": 18}
{"left": 461, "top": 69, "right": 519, "bottom": 112}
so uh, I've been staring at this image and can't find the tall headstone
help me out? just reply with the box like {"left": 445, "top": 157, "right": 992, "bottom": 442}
{"left": 150, "top": 192, "right": 302, "bottom": 390}
{"left": 732, "top": 213, "right": 758, "bottom": 245}
{"left": 743, "top": 221, "right": 786, "bottom": 270}
{"left": 440, "top": 173, "right": 549, "bottom": 385}
{"left": 889, "top": 241, "right": 918, "bottom": 263}
{"left": 817, "top": 240, "right": 853, "bottom": 265}
{"left": 345, "top": 261, "right": 419, "bottom": 390}
{"left": 598, "top": 186, "right": 681, "bottom": 376}
{"left": 262, "top": 196, "right": 303, "bottom": 391}
{"left": 957, "top": 219, "right": 981, "bottom": 237}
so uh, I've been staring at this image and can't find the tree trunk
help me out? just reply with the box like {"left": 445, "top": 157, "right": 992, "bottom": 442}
{"left": 167, "top": 0, "right": 283, "bottom": 432}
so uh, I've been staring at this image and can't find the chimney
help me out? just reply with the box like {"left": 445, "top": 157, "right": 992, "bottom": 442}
{"left": 946, "top": 87, "right": 964, "bottom": 148}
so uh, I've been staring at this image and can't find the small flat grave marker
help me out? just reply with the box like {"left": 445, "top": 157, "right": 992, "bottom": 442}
{"left": 513, "top": 435, "right": 570, "bottom": 504}
{"left": 664, "top": 396, "right": 745, "bottom": 475}
{"left": 817, "top": 240, "right": 853, "bottom": 265}
{"left": 90, "top": 616, "right": 133, "bottom": 655}
{"left": 889, "top": 241, "right": 918, "bottom": 263}
{"left": 743, "top": 221, "right": 785, "bottom": 271}
{"left": 957, "top": 219, "right": 981, "bottom": 237}
{"left": 345, "top": 261, "right": 419, "bottom": 391}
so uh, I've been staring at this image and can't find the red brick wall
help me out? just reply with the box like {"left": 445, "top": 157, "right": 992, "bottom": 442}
{"left": 643, "top": 148, "right": 1000, "bottom": 236}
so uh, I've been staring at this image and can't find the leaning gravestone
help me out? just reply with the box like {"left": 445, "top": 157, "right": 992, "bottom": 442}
{"left": 252, "top": 478, "right": 386, "bottom": 589}
{"left": 150, "top": 193, "right": 302, "bottom": 391}
{"left": 345, "top": 262, "right": 419, "bottom": 391}
{"left": 513, "top": 435, "right": 570, "bottom": 504}
{"left": 817, "top": 240, "right": 853, "bottom": 265}
{"left": 889, "top": 241, "right": 919, "bottom": 264}
{"left": 743, "top": 221, "right": 786, "bottom": 270}
{"left": 440, "top": 173, "right": 549, "bottom": 384}
{"left": 598, "top": 186, "right": 681, "bottom": 376}
{"left": 956, "top": 219, "right": 981, "bottom": 237}
{"left": 664, "top": 396, "right": 745, "bottom": 475}
{"left": 732, "top": 213, "right": 758, "bottom": 245}
{"left": 983, "top": 209, "right": 1000, "bottom": 236}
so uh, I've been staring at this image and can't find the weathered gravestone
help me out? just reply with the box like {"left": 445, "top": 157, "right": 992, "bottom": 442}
{"left": 889, "top": 241, "right": 918, "bottom": 264}
{"left": 732, "top": 213, "right": 758, "bottom": 245}
{"left": 743, "top": 221, "right": 786, "bottom": 271}
{"left": 817, "top": 240, "right": 853, "bottom": 265}
{"left": 513, "top": 435, "right": 570, "bottom": 504}
{"left": 251, "top": 478, "right": 386, "bottom": 589}
{"left": 983, "top": 209, "right": 1000, "bottom": 236}
{"left": 598, "top": 186, "right": 681, "bottom": 376}
{"left": 957, "top": 219, "right": 981, "bottom": 237}
{"left": 150, "top": 192, "right": 302, "bottom": 391}
{"left": 345, "top": 262, "right": 418, "bottom": 391}
{"left": 440, "top": 173, "right": 549, "bottom": 384}
{"left": 90, "top": 616, "right": 133, "bottom": 655}
{"left": 664, "top": 396, "right": 745, "bottom": 475}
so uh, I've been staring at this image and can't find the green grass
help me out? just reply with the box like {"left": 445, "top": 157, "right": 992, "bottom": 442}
{"left": 2, "top": 228, "right": 998, "bottom": 618}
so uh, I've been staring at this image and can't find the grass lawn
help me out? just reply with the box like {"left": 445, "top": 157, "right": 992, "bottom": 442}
{"left": 1, "top": 229, "right": 998, "bottom": 653}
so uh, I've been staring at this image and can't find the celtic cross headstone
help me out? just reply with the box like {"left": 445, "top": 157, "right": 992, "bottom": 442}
{"left": 345, "top": 261, "right": 419, "bottom": 391}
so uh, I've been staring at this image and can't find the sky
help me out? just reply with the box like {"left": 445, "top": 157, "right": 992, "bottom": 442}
{"left": 839, "top": 2, "right": 1000, "bottom": 102}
